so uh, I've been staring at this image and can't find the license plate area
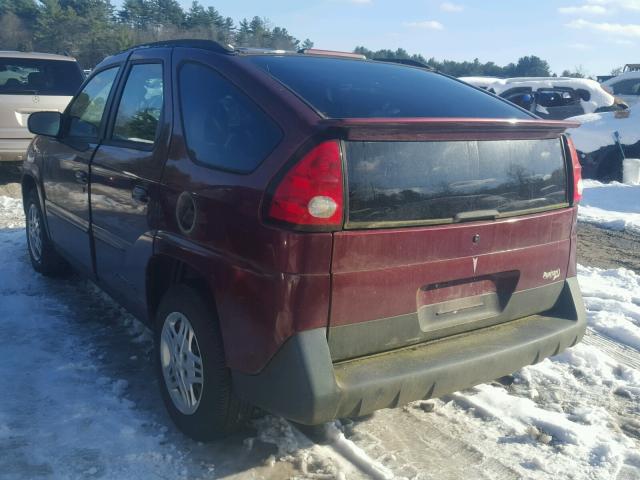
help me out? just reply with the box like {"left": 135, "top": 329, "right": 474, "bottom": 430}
{"left": 417, "top": 272, "right": 518, "bottom": 335}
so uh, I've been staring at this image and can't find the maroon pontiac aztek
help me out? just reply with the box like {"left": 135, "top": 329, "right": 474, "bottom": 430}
{"left": 22, "top": 40, "right": 586, "bottom": 440}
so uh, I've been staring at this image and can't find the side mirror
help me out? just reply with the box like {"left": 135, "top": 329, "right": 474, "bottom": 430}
{"left": 28, "top": 111, "right": 62, "bottom": 137}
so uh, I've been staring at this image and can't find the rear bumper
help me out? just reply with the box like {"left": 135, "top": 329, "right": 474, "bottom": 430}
{"left": 0, "top": 139, "right": 31, "bottom": 161}
{"left": 233, "top": 277, "right": 586, "bottom": 425}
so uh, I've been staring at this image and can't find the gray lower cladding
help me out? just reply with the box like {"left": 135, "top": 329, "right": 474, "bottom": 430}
{"left": 232, "top": 277, "right": 586, "bottom": 425}
{"left": 328, "top": 280, "right": 567, "bottom": 362}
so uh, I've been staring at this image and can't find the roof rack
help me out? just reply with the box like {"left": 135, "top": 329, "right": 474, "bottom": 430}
{"left": 235, "top": 47, "right": 296, "bottom": 55}
{"left": 299, "top": 48, "right": 366, "bottom": 60}
{"left": 121, "top": 39, "right": 234, "bottom": 55}
{"left": 373, "top": 58, "right": 434, "bottom": 70}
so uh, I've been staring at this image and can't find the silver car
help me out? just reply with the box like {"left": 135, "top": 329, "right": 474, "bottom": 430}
{"left": 0, "top": 51, "right": 83, "bottom": 162}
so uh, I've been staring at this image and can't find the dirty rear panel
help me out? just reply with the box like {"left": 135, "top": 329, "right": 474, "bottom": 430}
{"left": 329, "top": 132, "right": 575, "bottom": 361}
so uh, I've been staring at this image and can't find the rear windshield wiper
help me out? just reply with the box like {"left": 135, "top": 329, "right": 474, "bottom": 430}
{"left": 454, "top": 209, "right": 500, "bottom": 223}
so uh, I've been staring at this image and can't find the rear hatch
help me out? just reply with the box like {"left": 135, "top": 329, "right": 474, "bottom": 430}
{"left": 328, "top": 119, "right": 577, "bottom": 361}
{"left": 0, "top": 56, "right": 82, "bottom": 140}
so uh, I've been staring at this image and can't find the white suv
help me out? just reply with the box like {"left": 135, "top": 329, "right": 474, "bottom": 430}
{"left": 602, "top": 71, "right": 640, "bottom": 107}
{"left": 0, "top": 51, "right": 83, "bottom": 162}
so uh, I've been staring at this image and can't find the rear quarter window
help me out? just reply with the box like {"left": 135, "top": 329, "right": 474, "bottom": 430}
{"left": 178, "top": 62, "right": 282, "bottom": 173}
{"left": 247, "top": 55, "right": 532, "bottom": 119}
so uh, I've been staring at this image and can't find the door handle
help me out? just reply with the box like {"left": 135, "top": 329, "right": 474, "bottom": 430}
{"left": 132, "top": 185, "right": 149, "bottom": 204}
{"left": 74, "top": 170, "right": 88, "bottom": 185}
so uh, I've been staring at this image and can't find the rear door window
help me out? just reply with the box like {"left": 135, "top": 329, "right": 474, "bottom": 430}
{"left": 178, "top": 62, "right": 282, "bottom": 173}
{"left": 0, "top": 58, "right": 83, "bottom": 96}
{"left": 112, "top": 63, "right": 164, "bottom": 145}
{"left": 247, "top": 55, "right": 531, "bottom": 119}
{"left": 345, "top": 139, "right": 568, "bottom": 227}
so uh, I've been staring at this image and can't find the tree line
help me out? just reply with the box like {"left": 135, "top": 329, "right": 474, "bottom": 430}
{"left": 0, "top": 0, "right": 312, "bottom": 68}
{"left": 1, "top": 0, "right": 588, "bottom": 78}
{"left": 354, "top": 46, "right": 581, "bottom": 78}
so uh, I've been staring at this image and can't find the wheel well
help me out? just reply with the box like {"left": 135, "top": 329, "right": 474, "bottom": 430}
{"left": 146, "top": 255, "right": 212, "bottom": 323}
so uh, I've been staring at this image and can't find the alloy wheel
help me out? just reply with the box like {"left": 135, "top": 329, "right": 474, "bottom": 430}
{"left": 160, "top": 312, "right": 204, "bottom": 415}
{"left": 27, "top": 203, "right": 43, "bottom": 263}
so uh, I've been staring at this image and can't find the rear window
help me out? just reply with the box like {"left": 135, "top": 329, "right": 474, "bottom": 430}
{"left": 346, "top": 139, "right": 568, "bottom": 227}
{"left": 247, "top": 55, "right": 531, "bottom": 119}
{"left": 0, "top": 58, "right": 83, "bottom": 96}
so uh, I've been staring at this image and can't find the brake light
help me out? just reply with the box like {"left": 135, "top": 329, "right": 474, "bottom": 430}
{"left": 567, "top": 136, "right": 583, "bottom": 204}
{"left": 268, "top": 140, "right": 344, "bottom": 228}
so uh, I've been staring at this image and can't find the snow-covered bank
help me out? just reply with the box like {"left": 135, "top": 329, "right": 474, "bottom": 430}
{"left": 578, "top": 180, "right": 640, "bottom": 234}
{"left": 0, "top": 210, "right": 194, "bottom": 478}
{"left": 440, "top": 266, "right": 640, "bottom": 479}
{"left": 0, "top": 195, "right": 376, "bottom": 479}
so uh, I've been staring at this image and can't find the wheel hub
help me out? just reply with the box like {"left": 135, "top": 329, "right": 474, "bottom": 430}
{"left": 160, "top": 312, "right": 204, "bottom": 415}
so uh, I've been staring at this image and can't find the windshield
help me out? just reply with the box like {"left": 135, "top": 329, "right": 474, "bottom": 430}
{"left": 0, "top": 58, "right": 83, "bottom": 96}
{"left": 247, "top": 55, "right": 532, "bottom": 119}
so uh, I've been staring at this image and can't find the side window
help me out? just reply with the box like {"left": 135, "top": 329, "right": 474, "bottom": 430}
{"left": 67, "top": 67, "right": 119, "bottom": 139}
{"left": 112, "top": 63, "right": 164, "bottom": 145}
{"left": 178, "top": 62, "right": 282, "bottom": 173}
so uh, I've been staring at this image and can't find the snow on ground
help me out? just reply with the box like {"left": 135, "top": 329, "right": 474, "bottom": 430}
{"left": 1, "top": 189, "right": 640, "bottom": 480}
{"left": 0, "top": 194, "right": 368, "bottom": 480}
{"left": 579, "top": 180, "right": 640, "bottom": 234}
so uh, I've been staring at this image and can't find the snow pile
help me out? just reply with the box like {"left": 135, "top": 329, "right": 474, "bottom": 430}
{"left": 578, "top": 264, "right": 640, "bottom": 351}
{"left": 0, "top": 194, "right": 24, "bottom": 228}
{"left": 623, "top": 158, "right": 640, "bottom": 185}
{"left": 578, "top": 180, "right": 640, "bottom": 233}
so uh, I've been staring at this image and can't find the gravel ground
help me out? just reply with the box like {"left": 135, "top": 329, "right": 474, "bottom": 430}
{"left": 577, "top": 222, "right": 640, "bottom": 274}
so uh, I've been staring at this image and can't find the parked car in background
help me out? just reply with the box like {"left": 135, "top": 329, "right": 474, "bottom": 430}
{"left": 602, "top": 70, "right": 640, "bottom": 107}
{"left": 22, "top": 40, "right": 586, "bottom": 441}
{"left": 460, "top": 76, "right": 626, "bottom": 120}
{"left": 568, "top": 109, "right": 639, "bottom": 182}
{"left": 0, "top": 51, "right": 83, "bottom": 162}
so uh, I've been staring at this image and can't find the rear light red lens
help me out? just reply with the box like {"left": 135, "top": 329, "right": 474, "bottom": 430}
{"left": 566, "top": 136, "right": 583, "bottom": 204}
{"left": 268, "top": 140, "right": 344, "bottom": 227}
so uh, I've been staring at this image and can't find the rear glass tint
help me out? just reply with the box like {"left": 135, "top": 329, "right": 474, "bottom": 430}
{"left": 0, "top": 58, "right": 83, "bottom": 96}
{"left": 247, "top": 56, "right": 531, "bottom": 119}
{"left": 346, "top": 139, "right": 567, "bottom": 227}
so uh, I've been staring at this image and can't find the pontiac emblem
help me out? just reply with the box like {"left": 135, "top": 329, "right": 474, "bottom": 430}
{"left": 473, "top": 257, "right": 478, "bottom": 274}
{"left": 32, "top": 95, "right": 40, "bottom": 104}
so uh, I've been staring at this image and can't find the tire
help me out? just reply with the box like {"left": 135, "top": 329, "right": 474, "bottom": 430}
{"left": 155, "top": 284, "right": 249, "bottom": 441}
{"left": 24, "top": 189, "right": 69, "bottom": 276}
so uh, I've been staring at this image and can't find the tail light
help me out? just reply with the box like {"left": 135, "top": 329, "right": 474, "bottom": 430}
{"left": 566, "top": 136, "right": 583, "bottom": 204}
{"left": 267, "top": 140, "right": 344, "bottom": 229}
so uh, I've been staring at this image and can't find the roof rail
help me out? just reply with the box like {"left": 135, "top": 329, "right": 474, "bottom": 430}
{"left": 235, "top": 47, "right": 296, "bottom": 55}
{"left": 299, "top": 49, "right": 366, "bottom": 60}
{"left": 121, "top": 39, "right": 234, "bottom": 55}
{"left": 373, "top": 58, "right": 434, "bottom": 70}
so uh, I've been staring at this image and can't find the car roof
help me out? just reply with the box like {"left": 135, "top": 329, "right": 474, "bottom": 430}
{"left": 0, "top": 50, "right": 77, "bottom": 62}
{"left": 603, "top": 70, "right": 640, "bottom": 84}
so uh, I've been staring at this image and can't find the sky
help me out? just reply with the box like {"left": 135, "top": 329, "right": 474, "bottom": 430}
{"left": 188, "top": 0, "right": 640, "bottom": 76}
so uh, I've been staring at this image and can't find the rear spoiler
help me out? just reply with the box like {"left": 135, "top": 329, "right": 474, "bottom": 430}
{"left": 318, "top": 118, "right": 581, "bottom": 141}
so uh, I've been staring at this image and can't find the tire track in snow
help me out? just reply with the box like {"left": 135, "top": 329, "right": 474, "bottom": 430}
{"left": 583, "top": 329, "right": 640, "bottom": 371}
